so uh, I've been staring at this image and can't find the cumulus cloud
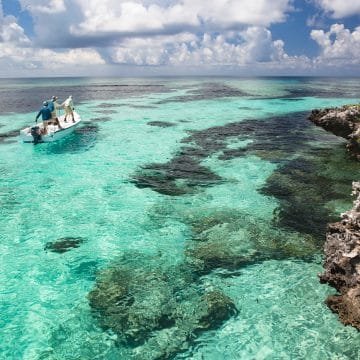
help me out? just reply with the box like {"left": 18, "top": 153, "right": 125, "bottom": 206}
{"left": 32, "top": 48, "right": 105, "bottom": 68}
{"left": 0, "top": 42, "right": 105, "bottom": 70}
{"left": 20, "top": 0, "right": 66, "bottom": 14}
{"left": 313, "top": 0, "right": 360, "bottom": 18}
{"left": 72, "top": 0, "right": 292, "bottom": 37}
{"left": 0, "top": 1, "right": 104, "bottom": 74}
{"left": 17, "top": 0, "right": 292, "bottom": 47}
{"left": 112, "top": 27, "right": 289, "bottom": 66}
{"left": 2, "top": 0, "right": 360, "bottom": 76}
{"left": 0, "top": 2, "right": 30, "bottom": 46}
{"left": 311, "top": 24, "right": 360, "bottom": 64}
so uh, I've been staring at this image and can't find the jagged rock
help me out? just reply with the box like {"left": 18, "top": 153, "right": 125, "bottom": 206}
{"left": 326, "top": 290, "right": 360, "bottom": 329}
{"left": 319, "top": 181, "right": 360, "bottom": 330}
{"left": 309, "top": 105, "right": 360, "bottom": 158}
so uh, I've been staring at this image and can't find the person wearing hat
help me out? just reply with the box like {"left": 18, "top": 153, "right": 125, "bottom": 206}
{"left": 62, "top": 95, "right": 75, "bottom": 123}
{"left": 35, "top": 101, "right": 52, "bottom": 134}
{"left": 48, "top": 95, "right": 63, "bottom": 129}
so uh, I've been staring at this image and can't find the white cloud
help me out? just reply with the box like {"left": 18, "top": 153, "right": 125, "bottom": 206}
{"left": 112, "top": 28, "right": 289, "bottom": 66}
{"left": 0, "top": 1, "right": 104, "bottom": 74}
{"left": 0, "top": 16, "right": 31, "bottom": 44}
{"left": 314, "top": 0, "right": 360, "bottom": 18}
{"left": 311, "top": 24, "right": 360, "bottom": 64}
{"left": 71, "top": 0, "right": 293, "bottom": 37}
{"left": 20, "top": 0, "right": 66, "bottom": 14}
{"left": 33, "top": 48, "right": 105, "bottom": 68}
{"left": 0, "top": 0, "right": 30, "bottom": 46}
{"left": 72, "top": 1, "right": 199, "bottom": 35}
{"left": 0, "top": 43, "right": 105, "bottom": 69}
{"left": 1, "top": 0, "right": 360, "bottom": 76}
{"left": 113, "top": 33, "right": 197, "bottom": 65}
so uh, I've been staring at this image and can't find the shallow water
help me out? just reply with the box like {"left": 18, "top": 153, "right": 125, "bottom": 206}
{"left": 1, "top": 77, "right": 360, "bottom": 359}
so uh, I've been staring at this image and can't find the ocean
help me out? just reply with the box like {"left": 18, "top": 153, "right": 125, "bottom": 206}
{"left": 1, "top": 77, "right": 360, "bottom": 359}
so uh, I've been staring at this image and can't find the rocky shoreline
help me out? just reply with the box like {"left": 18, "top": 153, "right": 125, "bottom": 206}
{"left": 309, "top": 104, "right": 360, "bottom": 159}
{"left": 319, "top": 182, "right": 360, "bottom": 329}
{"left": 309, "top": 104, "right": 360, "bottom": 330}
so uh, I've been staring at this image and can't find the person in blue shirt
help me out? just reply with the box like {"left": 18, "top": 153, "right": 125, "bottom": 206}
{"left": 47, "top": 99, "right": 54, "bottom": 113}
{"left": 35, "top": 101, "right": 52, "bottom": 134}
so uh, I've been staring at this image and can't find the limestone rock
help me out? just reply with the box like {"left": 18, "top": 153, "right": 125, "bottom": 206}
{"left": 309, "top": 105, "right": 360, "bottom": 158}
{"left": 319, "top": 181, "right": 360, "bottom": 330}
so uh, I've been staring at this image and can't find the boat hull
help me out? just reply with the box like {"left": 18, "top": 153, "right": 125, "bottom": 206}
{"left": 20, "top": 112, "right": 82, "bottom": 143}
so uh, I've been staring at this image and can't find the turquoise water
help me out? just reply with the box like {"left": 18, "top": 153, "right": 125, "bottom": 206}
{"left": 1, "top": 78, "right": 360, "bottom": 359}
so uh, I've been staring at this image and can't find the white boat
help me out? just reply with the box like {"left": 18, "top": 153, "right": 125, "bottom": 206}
{"left": 20, "top": 111, "right": 82, "bottom": 143}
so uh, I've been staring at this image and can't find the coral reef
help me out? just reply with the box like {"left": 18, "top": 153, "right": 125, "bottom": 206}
{"left": 156, "top": 82, "right": 247, "bottom": 104}
{"left": 88, "top": 253, "right": 237, "bottom": 359}
{"left": 0, "top": 128, "right": 22, "bottom": 143}
{"left": 132, "top": 156, "right": 222, "bottom": 196}
{"left": 309, "top": 105, "right": 360, "bottom": 158}
{"left": 260, "top": 152, "right": 356, "bottom": 239}
{"left": 44, "top": 237, "right": 85, "bottom": 253}
{"left": 147, "top": 121, "right": 176, "bottom": 127}
{"left": 183, "top": 209, "right": 319, "bottom": 274}
{"left": 319, "top": 182, "right": 360, "bottom": 329}
{"left": 132, "top": 112, "right": 319, "bottom": 195}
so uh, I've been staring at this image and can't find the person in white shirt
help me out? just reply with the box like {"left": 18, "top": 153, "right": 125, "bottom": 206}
{"left": 62, "top": 95, "right": 75, "bottom": 123}
{"left": 49, "top": 95, "right": 63, "bottom": 129}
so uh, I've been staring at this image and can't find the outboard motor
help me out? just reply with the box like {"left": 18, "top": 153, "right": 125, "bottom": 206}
{"left": 30, "top": 126, "right": 42, "bottom": 145}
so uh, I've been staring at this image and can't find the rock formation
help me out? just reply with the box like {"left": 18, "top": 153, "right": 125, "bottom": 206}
{"left": 319, "top": 182, "right": 360, "bottom": 329}
{"left": 309, "top": 104, "right": 360, "bottom": 158}
{"left": 309, "top": 105, "right": 360, "bottom": 329}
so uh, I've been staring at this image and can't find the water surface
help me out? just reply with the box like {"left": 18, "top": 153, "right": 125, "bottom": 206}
{"left": 1, "top": 77, "right": 360, "bottom": 359}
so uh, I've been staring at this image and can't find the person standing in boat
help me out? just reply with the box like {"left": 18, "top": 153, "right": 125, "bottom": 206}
{"left": 62, "top": 95, "right": 75, "bottom": 123}
{"left": 47, "top": 96, "right": 63, "bottom": 129}
{"left": 35, "top": 101, "right": 52, "bottom": 134}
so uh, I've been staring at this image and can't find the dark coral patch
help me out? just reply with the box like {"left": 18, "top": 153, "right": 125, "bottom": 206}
{"left": 134, "top": 111, "right": 357, "bottom": 241}
{"left": 260, "top": 148, "right": 358, "bottom": 239}
{"left": 44, "top": 237, "right": 85, "bottom": 253}
{"left": 74, "top": 124, "right": 99, "bottom": 134}
{"left": 92, "top": 103, "right": 120, "bottom": 108}
{"left": 93, "top": 109, "right": 117, "bottom": 114}
{"left": 132, "top": 112, "right": 319, "bottom": 197}
{"left": 147, "top": 121, "right": 176, "bottom": 127}
{"left": 157, "top": 82, "right": 247, "bottom": 104}
{"left": 0, "top": 129, "right": 22, "bottom": 143}
{"left": 88, "top": 252, "right": 237, "bottom": 358}
{"left": 90, "top": 117, "right": 111, "bottom": 123}
{"left": 182, "top": 112, "right": 319, "bottom": 163}
{"left": 183, "top": 209, "right": 320, "bottom": 275}
{"left": 130, "top": 105, "right": 157, "bottom": 109}
{"left": 238, "top": 106, "right": 262, "bottom": 110}
{"left": 133, "top": 156, "right": 222, "bottom": 196}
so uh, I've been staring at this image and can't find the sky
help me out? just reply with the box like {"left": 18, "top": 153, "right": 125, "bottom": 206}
{"left": 0, "top": 0, "right": 360, "bottom": 77}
